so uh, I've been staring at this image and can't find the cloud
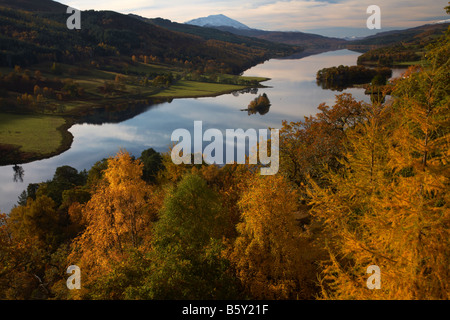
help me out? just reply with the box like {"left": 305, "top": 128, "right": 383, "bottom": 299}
{"left": 57, "top": 0, "right": 447, "bottom": 34}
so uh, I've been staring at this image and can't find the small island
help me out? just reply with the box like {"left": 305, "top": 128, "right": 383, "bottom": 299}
{"left": 316, "top": 65, "right": 392, "bottom": 91}
{"left": 241, "top": 93, "right": 271, "bottom": 116}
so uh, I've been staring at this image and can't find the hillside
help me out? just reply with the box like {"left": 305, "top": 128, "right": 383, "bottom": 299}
{"left": 349, "top": 23, "right": 450, "bottom": 47}
{"left": 131, "top": 15, "right": 300, "bottom": 55}
{"left": 0, "top": 0, "right": 298, "bottom": 74}
{"left": 350, "top": 23, "right": 450, "bottom": 66}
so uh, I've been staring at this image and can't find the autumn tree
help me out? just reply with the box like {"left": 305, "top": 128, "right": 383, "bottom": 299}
{"left": 68, "top": 150, "right": 159, "bottom": 299}
{"left": 385, "top": 32, "right": 449, "bottom": 298}
{"left": 228, "top": 174, "right": 323, "bottom": 299}
{"left": 279, "top": 93, "right": 367, "bottom": 192}
{"left": 9, "top": 195, "right": 62, "bottom": 250}
{"left": 1, "top": 197, "right": 64, "bottom": 299}
{"left": 0, "top": 212, "right": 44, "bottom": 299}
{"left": 308, "top": 103, "right": 395, "bottom": 299}
{"left": 199, "top": 163, "right": 253, "bottom": 240}
{"left": 308, "top": 29, "right": 449, "bottom": 299}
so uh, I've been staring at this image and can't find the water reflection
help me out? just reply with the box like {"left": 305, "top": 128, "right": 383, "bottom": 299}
{"left": 13, "top": 165, "right": 24, "bottom": 183}
{"left": 0, "top": 50, "right": 380, "bottom": 213}
{"left": 232, "top": 88, "right": 259, "bottom": 97}
{"left": 241, "top": 104, "right": 271, "bottom": 116}
{"left": 76, "top": 102, "right": 161, "bottom": 125}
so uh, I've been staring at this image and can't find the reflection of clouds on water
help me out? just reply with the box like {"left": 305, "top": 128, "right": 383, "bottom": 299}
{"left": 70, "top": 124, "right": 146, "bottom": 144}
{"left": 70, "top": 123, "right": 172, "bottom": 150}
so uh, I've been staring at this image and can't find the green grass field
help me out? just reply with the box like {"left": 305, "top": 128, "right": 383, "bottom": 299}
{"left": 0, "top": 113, "right": 66, "bottom": 155}
{"left": 152, "top": 80, "right": 248, "bottom": 98}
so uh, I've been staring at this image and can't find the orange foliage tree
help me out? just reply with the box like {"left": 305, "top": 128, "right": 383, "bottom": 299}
{"left": 308, "top": 32, "right": 449, "bottom": 299}
{"left": 228, "top": 174, "right": 323, "bottom": 299}
{"left": 68, "top": 150, "right": 160, "bottom": 299}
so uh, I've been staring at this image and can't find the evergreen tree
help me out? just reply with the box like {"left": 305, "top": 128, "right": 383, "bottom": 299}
{"left": 147, "top": 173, "right": 239, "bottom": 299}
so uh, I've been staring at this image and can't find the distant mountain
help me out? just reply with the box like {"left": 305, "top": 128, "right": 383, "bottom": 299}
{"left": 343, "top": 36, "right": 366, "bottom": 41}
{"left": 185, "top": 14, "right": 250, "bottom": 30}
{"left": 185, "top": 14, "right": 345, "bottom": 49}
{"left": 135, "top": 16, "right": 299, "bottom": 53}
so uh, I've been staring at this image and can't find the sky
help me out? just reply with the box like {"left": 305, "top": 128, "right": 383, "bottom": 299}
{"left": 57, "top": 0, "right": 449, "bottom": 37}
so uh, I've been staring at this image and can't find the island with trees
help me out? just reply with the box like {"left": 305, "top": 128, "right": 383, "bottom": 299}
{"left": 316, "top": 65, "right": 392, "bottom": 91}
{"left": 241, "top": 93, "right": 271, "bottom": 115}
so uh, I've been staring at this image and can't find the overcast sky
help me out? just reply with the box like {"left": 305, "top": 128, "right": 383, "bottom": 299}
{"left": 57, "top": 0, "right": 449, "bottom": 37}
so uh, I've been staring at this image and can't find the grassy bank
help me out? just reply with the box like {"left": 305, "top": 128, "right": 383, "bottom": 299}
{"left": 0, "top": 113, "right": 75, "bottom": 165}
{"left": 0, "top": 113, "right": 65, "bottom": 155}
{"left": 153, "top": 80, "right": 253, "bottom": 98}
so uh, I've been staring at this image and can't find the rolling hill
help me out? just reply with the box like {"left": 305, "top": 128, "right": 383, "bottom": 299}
{"left": 0, "top": 0, "right": 299, "bottom": 74}
{"left": 348, "top": 22, "right": 450, "bottom": 47}
{"left": 349, "top": 22, "right": 450, "bottom": 66}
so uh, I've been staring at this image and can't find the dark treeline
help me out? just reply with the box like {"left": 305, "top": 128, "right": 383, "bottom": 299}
{"left": 357, "top": 45, "right": 422, "bottom": 67}
{"left": 0, "top": 5, "right": 297, "bottom": 75}
{"left": 316, "top": 65, "right": 392, "bottom": 91}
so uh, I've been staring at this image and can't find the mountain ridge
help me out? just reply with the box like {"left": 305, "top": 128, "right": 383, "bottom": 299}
{"left": 184, "top": 14, "right": 346, "bottom": 49}
{"left": 184, "top": 13, "right": 450, "bottom": 50}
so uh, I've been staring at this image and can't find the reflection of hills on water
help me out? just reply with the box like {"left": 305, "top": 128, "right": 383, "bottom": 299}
{"left": 232, "top": 87, "right": 259, "bottom": 97}
{"left": 316, "top": 78, "right": 349, "bottom": 92}
{"left": 75, "top": 100, "right": 165, "bottom": 125}
{"left": 317, "top": 78, "right": 389, "bottom": 104}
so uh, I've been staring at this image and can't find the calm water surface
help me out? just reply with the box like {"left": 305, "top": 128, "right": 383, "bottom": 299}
{"left": 0, "top": 50, "right": 405, "bottom": 213}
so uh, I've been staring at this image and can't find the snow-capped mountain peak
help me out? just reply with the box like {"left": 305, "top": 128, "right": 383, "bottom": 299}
{"left": 185, "top": 14, "right": 251, "bottom": 30}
